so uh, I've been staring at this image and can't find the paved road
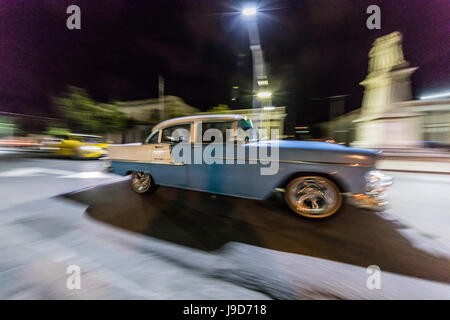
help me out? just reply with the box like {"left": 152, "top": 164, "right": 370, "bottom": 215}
{"left": 66, "top": 178, "right": 450, "bottom": 284}
{"left": 1, "top": 156, "right": 449, "bottom": 298}
{"left": 0, "top": 157, "right": 121, "bottom": 210}
{"left": 384, "top": 171, "right": 450, "bottom": 249}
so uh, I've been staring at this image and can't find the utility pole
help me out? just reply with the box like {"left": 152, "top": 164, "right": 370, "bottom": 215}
{"left": 158, "top": 75, "right": 164, "bottom": 121}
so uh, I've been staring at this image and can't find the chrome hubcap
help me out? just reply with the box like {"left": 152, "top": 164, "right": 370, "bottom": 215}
{"left": 288, "top": 177, "right": 338, "bottom": 215}
{"left": 132, "top": 172, "right": 150, "bottom": 192}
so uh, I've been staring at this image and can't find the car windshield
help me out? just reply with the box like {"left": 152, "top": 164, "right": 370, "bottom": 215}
{"left": 71, "top": 135, "right": 103, "bottom": 143}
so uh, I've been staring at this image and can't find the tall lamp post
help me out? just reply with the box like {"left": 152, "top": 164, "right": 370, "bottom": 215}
{"left": 241, "top": 6, "right": 272, "bottom": 130}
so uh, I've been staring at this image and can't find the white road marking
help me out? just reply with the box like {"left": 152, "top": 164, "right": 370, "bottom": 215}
{"left": 0, "top": 167, "right": 76, "bottom": 177}
{"left": 58, "top": 171, "right": 112, "bottom": 179}
{"left": 0, "top": 167, "right": 111, "bottom": 179}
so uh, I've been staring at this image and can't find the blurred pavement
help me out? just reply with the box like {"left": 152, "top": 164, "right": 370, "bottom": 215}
{"left": 0, "top": 157, "right": 123, "bottom": 211}
{"left": 378, "top": 159, "right": 450, "bottom": 174}
{"left": 0, "top": 197, "right": 268, "bottom": 299}
{"left": 1, "top": 193, "right": 449, "bottom": 299}
{"left": 0, "top": 155, "right": 449, "bottom": 299}
{"left": 382, "top": 171, "right": 450, "bottom": 252}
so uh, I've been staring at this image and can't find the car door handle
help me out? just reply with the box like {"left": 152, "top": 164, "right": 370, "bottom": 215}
{"left": 154, "top": 145, "right": 164, "bottom": 148}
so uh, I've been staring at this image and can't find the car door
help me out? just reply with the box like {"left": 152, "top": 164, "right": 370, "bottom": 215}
{"left": 148, "top": 123, "right": 190, "bottom": 187}
{"left": 187, "top": 120, "right": 267, "bottom": 198}
{"left": 187, "top": 120, "right": 245, "bottom": 195}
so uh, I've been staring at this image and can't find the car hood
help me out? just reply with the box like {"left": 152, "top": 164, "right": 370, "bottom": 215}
{"left": 249, "top": 140, "right": 380, "bottom": 166}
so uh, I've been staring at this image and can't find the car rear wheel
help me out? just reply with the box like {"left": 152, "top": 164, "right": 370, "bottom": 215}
{"left": 130, "top": 171, "right": 156, "bottom": 194}
{"left": 285, "top": 176, "right": 342, "bottom": 218}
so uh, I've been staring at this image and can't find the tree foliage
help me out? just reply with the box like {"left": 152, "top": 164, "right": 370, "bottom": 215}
{"left": 207, "top": 104, "right": 230, "bottom": 113}
{"left": 54, "top": 86, "right": 126, "bottom": 134}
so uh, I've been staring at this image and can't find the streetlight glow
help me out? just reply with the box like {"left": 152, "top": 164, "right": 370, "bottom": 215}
{"left": 420, "top": 91, "right": 450, "bottom": 100}
{"left": 242, "top": 7, "right": 257, "bottom": 16}
{"left": 256, "top": 91, "right": 272, "bottom": 98}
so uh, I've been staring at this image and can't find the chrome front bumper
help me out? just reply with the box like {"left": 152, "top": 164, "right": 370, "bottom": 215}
{"left": 348, "top": 171, "right": 393, "bottom": 211}
{"left": 348, "top": 193, "right": 390, "bottom": 211}
{"left": 103, "top": 160, "right": 113, "bottom": 172}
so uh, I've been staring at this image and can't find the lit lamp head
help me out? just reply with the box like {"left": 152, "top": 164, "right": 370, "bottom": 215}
{"left": 256, "top": 91, "right": 272, "bottom": 99}
{"left": 242, "top": 7, "right": 257, "bottom": 16}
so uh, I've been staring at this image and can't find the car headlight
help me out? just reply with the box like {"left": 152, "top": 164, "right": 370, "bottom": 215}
{"left": 364, "top": 170, "right": 393, "bottom": 194}
{"left": 79, "top": 145, "right": 101, "bottom": 152}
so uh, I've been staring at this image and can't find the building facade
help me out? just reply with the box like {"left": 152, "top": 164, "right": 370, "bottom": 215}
{"left": 115, "top": 95, "right": 199, "bottom": 124}
{"left": 111, "top": 96, "right": 287, "bottom": 142}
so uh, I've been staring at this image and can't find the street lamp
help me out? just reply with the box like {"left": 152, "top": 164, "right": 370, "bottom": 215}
{"left": 241, "top": 5, "right": 271, "bottom": 131}
{"left": 256, "top": 91, "right": 272, "bottom": 99}
{"left": 242, "top": 7, "right": 257, "bottom": 16}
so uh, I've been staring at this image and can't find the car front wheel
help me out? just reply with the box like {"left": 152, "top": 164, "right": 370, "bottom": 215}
{"left": 285, "top": 176, "right": 342, "bottom": 218}
{"left": 130, "top": 171, "right": 156, "bottom": 194}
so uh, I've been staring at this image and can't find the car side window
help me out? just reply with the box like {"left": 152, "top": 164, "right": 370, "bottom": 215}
{"left": 145, "top": 131, "right": 159, "bottom": 144}
{"left": 202, "top": 121, "right": 232, "bottom": 143}
{"left": 161, "top": 124, "right": 191, "bottom": 144}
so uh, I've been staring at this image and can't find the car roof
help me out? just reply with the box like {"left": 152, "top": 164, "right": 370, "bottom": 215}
{"left": 152, "top": 114, "right": 246, "bottom": 132}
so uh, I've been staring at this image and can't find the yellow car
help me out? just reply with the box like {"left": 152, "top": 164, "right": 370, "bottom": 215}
{"left": 53, "top": 134, "right": 109, "bottom": 159}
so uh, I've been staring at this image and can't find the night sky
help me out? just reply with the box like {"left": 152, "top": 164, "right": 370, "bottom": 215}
{"left": 0, "top": 0, "right": 448, "bottom": 129}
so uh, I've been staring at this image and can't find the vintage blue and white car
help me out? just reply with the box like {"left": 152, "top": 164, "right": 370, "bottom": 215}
{"left": 109, "top": 114, "right": 392, "bottom": 218}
